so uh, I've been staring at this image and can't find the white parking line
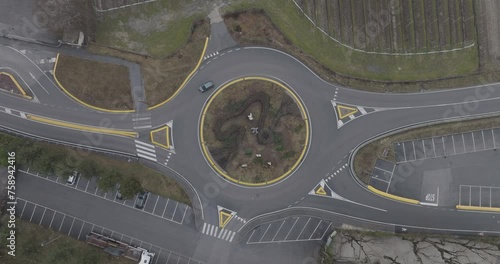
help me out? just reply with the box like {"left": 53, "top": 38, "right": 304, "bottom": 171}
{"left": 296, "top": 218, "right": 311, "bottom": 240}
{"left": 59, "top": 215, "right": 66, "bottom": 231}
{"left": 271, "top": 220, "right": 286, "bottom": 241}
{"left": 180, "top": 206, "right": 188, "bottom": 224}
{"left": 482, "top": 130, "right": 486, "bottom": 149}
{"left": 20, "top": 200, "right": 27, "bottom": 217}
{"left": 401, "top": 142, "right": 407, "bottom": 161}
{"left": 29, "top": 205, "right": 37, "bottom": 222}
{"left": 308, "top": 220, "right": 322, "bottom": 240}
{"left": 441, "top": 137, "right": 446, "bottom": 154}
{"left": 452, "top": 135, "right": 456, "bottom": 154}
{"left": 412, "top": 141, "right": 417, "bottom": 160}
{"left": 422, "top": 140, "right": 427, "bottom": 158}
{"left": 432, "top": 138, "right": 437, "bottom": 156}
{"left": 284, "top": 218, "right": 299, "bottom": 240}
{"left": 247, "top": 230, "right": 256, "bottom": 243}
{"left": 492, "top": 129, "right": 497, "bottom": 149}
{"left": 49, "top": 211, "right": 56, "bottom": 228}
{"left": 259, "top": 224, "right": 272, "bottom": 242}
{"left": 162, "top": 199, "right": 170, "bottom": 218}
{"left": 472, "top": 132, "right": 476, "bottom": 151}
{"left": 39, "top": 208, "right": 46, "bottom": 225}
{"left": 68, "top": 218, "right": 76, "bottom": 235}
{"left": 170, "top": 202, "right": 179, "bottom": 220}
{"left": 320, "top": 222, "right": 333, "bottom": 239}
{"left": 77, "top": 223, "right": 85, "bottom": 240}
{"left": 84, "top": 180, "right": 90, "bottom": 192}
{"left": 462, "top": 133, "right": 466, "bottom": 152}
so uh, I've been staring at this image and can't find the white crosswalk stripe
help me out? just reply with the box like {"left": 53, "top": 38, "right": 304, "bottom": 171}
{"left": 134, "top": 140, "right": 157, "bottom": 162}
{"left": 201, "top": 222, "right": 236, "bottom": 242}
{"left": 203, "top": 51, "right": 219, "bottom": 60}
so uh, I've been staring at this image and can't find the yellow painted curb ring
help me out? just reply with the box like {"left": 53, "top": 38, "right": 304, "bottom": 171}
{"left": 199, "top": 77, "right": 310, "bottom": 187}
{"left": 368, "top": 185, "right": 420, "bottom": 205}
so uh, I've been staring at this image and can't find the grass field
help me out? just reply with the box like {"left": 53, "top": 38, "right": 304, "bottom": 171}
{"left": 0, "top": 216, "right": 134, "bottom": 264}
{"left": 223, "top": 0, "right": 479, "bottom": 85}
{"left": 56, "top": 55, "right": 133, "bottom": 110}
{"left": 297, "top": 0, "right": 476, "bottom": 53}
{"left": 353, "top": 116, "right": 500, "bottom": 184}
{"left": 92, "top": 0, "right": 209, "bottom": 106}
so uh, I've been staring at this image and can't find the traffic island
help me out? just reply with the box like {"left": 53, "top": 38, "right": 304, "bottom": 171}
{"left": 0, "top": 72, "right": 32, "bottom": 100}
{"left": 200, "top": 77, "right": 309, "bottom": 186}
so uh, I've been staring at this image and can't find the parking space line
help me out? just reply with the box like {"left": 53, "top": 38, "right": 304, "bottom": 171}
{"left": 462, "top": 134, "right": 466, "bottom": 152}
{"left": 308, "top": 220, "right": 323, "bottom": 240}
{"left": 482, "top": 131, "right": 486, "bottom": 149}
{"left": 154, "top": 249, "right": 161, "bottom": 264}
{"left": 412, "top": 141, "right": 417, "bottom": 160}
{"left": 84, "top": 180, "right": 90, "bottom": 192}
{"left": 374, "top": 166, "right": 392, "bottom": 174}
{"left": 320, "top": 222, "right": 333, "bottom": 238}
{"left": 452, "top": 135, "right": 456, "bottom": 154}
{"left": 284, "top": 218, "right": 299, "bottom": 240}
{"left": 181, "top": 206, "right": 188, "bottom": 224}
{"left": 259, "top": 224, "right": 272, "bottom": 242}
{"left": 171, "top": 202, "right": 179, "bottom": 220}
{"left": 59, "top": 215, "right": 66, "bottom": 231}
{"left": 20, "top": 201, "right": 27, "bottom": 217}
{"left": 386, "top": 164, "right": 396, "bottom": 193}
{"left": 68, "top": 218, "right": 75, "bottom": 235}
{"left": 77, "top": 222, "right": 85, "bottom": 240}
{"left": 422, "top": 140, "right": 427, "bottom": 158}
{"left": 492, "top": 130, "right": 497, "bottom": 149}
{"left": 432, "top": 138, "right": 437, "bottom": 156}
{"left": 472, "top": 132, "right": 476, "bottom": 151}
{"left": 272, "top": 220, "right": 286, "bottom": 241}
{"left": 247, "top": 230, "right": 256, "bottom": 243}
{"left": 152, "top": 196, "right": 160, "bottom": 213}
{"left": 162, "top": 199, "right": 170, "bottom": 218}
{"left": 49, "top": 211, "right": 56, "bottom": 228}
{"left": 39, "top": 208, "right": 46, "bottom": 225}
{"left": 296, "top": 218, "right": 311, "bottom": 240}
{"left": 94, "top": 187, "right": 99, "bottom": 195}
{"left": 402, "top": 142, "right": 407, "bottom": 161}
{"left": 370, "top": 176, "right": 390, "bottom": 184}
{"left": 29, "top": 204, "right": 37, "bottom": 222}
{"left": 166, "top": 252, "right": 172, "bottom": 263}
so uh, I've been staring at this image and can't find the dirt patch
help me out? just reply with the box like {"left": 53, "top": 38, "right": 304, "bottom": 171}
{"left": 354, "top": 116, "right": 500, "bottom": 184}
{"left": 89, "top": 19, "right": 210, "bottom": 107}
{"left": 55, "top": 55, "right": 133, "bottom": 110}
{"left": 0, "top": 73, "right": 21, "bottom": 95}
{"left": 203, "top": 80, "right": 307, "bottom": 184}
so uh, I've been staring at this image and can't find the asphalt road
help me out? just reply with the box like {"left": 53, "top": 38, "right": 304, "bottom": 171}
{"left": 2, "top": 38, "right": 500, "bottom": 264}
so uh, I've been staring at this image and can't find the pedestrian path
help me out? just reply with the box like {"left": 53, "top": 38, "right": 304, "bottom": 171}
{"left": 135, "top": 140, "right": 157, "bottom": 162}
{"left": 201, "top": 222, "right": 236, "bottom": 242}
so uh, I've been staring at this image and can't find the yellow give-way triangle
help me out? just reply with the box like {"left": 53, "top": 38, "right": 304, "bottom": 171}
{"left": 336, "top": 104, "right": 358, "bottom": 119}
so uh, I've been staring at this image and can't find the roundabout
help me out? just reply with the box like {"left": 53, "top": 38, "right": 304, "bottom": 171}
{"left": 199, "top": 77, "right": 310, "bottom": 186}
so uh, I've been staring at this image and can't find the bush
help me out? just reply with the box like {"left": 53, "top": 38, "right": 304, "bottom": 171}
{"left": 245, "top": 149, "right": 253, "bottom": 157}
{"left": 119, "top": 176, "right": 142, "bottom": 199}
{"left": 78, "top": 159, "right": 100, "bottom": 179}
{"left": 97, "top": 168, "right": 121, "bottom": 191}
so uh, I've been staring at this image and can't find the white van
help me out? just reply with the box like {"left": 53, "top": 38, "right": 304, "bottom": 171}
{"left": 138, "top": 250, "right": 155, "bottom": 264}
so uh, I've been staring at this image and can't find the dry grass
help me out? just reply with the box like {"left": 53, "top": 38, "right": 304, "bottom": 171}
{"left": 354, "top": 116, "right": 500, "bottom": 184}
{"left": 56, "top": 55, "right": 133, "bottom": 110}
{"left": 89, "top": 19, "right": 210, "bottom": 107}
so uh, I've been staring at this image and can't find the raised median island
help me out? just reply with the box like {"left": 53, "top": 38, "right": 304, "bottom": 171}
{"left": 200, "top": 78, "right": 309, "bottom": 186}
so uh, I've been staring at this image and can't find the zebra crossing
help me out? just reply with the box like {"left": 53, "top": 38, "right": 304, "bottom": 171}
{"left": 204, "top": 51, "right": 219, "bottom": 60}
{"left": 201, "top": 222, "right": 236, "bottom": 242}
{"left": 134, "top": 140, "right": 157, "bottom": 162}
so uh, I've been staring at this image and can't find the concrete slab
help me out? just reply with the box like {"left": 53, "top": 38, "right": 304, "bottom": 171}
{"left": 404, "top": 141, "right": 416, "bottom": 161}
{"left": 394, "top": 142, "right": 405, "bottom": 162}
{"left": 484, "top": 129, "right": 495, "bottom": 150}
{"left": 443, "top": 135, "right": 455, "bottom": 156}
{"left": 463, "top": 132, "right": 475, "bottom": 153}
{"left": 433, "top": 137, "right": 445, "bottom": 157}
{"left": 453, "top": 134, "right": 465, "bottom": 154}
{"left": 372, "top": 168, "right": 392, "bottom": 182}
{"left": 375, "top": 159, "right": 395, "bottom": 172}
{"left": 420, "top": 168, "right": 452, "bottom": 206}
{"left": 423, "top": 139, "right": 435, "bottom": 158}
{"left": 473, "top": 131, "right": 485, "bottom": 151}
{"left": 414, "top": 140, "right": 425, "bottom": 160}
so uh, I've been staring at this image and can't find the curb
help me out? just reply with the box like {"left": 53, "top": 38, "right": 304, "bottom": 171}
{"left": 53, "top": 54, "right": 135, "bottom": 113}
{"left": 367, "top": 186, "right": 419, "bottom": 205}
{"left": 0, "top": 72, "right": 33, "bottom": 100}
{"left": 456, "top": 205, "right": 500, "bottom": 213}
{"left": 148, "top": 37, "right": 210, "bottom": 110}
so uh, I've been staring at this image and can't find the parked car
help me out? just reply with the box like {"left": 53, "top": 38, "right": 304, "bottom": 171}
{"left": 135, "top": 191, "right": 148, "bottom": 209}
{"left": 67, "top": 171, "right": 79, "bottom": 185}
{"left": 198, "top": 81, "right": 214, "bottom": 93}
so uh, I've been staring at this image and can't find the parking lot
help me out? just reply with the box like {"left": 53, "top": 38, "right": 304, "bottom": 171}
{"left": 368, "top": 159, "right": 396, "bottom": 193}
{"left": 20, "top": 169, "right": 195, "bottom": 227}
{"left": 459, "top": 185, "right": 500, "bottom": 208}
{"left": 15, "top": 197, "right": 205, "bottom": 264}
{"left": 394, "top": 128, "right": 500, "bottom": 162}
{"left": 245, "top": 216, "right": 332, "bottom": 244}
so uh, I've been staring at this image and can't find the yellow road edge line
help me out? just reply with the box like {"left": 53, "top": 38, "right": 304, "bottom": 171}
{"left": 199, "top": 76, "right": 310, "bottom": 187}
{"left": 0, "top": 72, "right": 32, "bottom": 100}
{"left": 368, "top": 185, "right": 420, "bottom": 205}
{"left": 150, "top": 125, "right": 171, "bottom": 149}
{"left": 148, "top": 37, "right": 210, "bottom": 110}
{"left": 456, "top": 205, "right": 500, "bottom": 212}
{"left": 27, "top": 114, "right": 137, "bottom": 138}
{"left": 53, "top": 54, "right": 135, "bottom": 113}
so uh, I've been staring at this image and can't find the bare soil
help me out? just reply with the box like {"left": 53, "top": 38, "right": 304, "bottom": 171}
{"left": 203, "top": 80, "right": 306, "bottom": 183}
{"left": 56, "top": 55, "right": 134, "bottom": 110}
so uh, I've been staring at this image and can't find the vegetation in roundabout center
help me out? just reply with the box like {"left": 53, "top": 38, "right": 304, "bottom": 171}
{"left": 202, "top": 79, "right": 308, "bottom": 184}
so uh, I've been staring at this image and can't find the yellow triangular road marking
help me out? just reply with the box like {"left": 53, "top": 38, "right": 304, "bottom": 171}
{"left": 336, "top": 105, "right": 358, "bottom": 119}
{"left": 315, "top": 186, "right": 327, "bottom": 196}
{"left": 219, "top": 211, "right": 233, "bottom": 228}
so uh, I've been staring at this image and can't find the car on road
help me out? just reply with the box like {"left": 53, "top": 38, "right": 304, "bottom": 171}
{"left": 198, "top": 81, "right": 214, "bottom": 93}
{"left": 135, "top": 191, "right": 148, "bottom": 209}
{"left": 67, "top": 171, "right": 79, "bottom": 185}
